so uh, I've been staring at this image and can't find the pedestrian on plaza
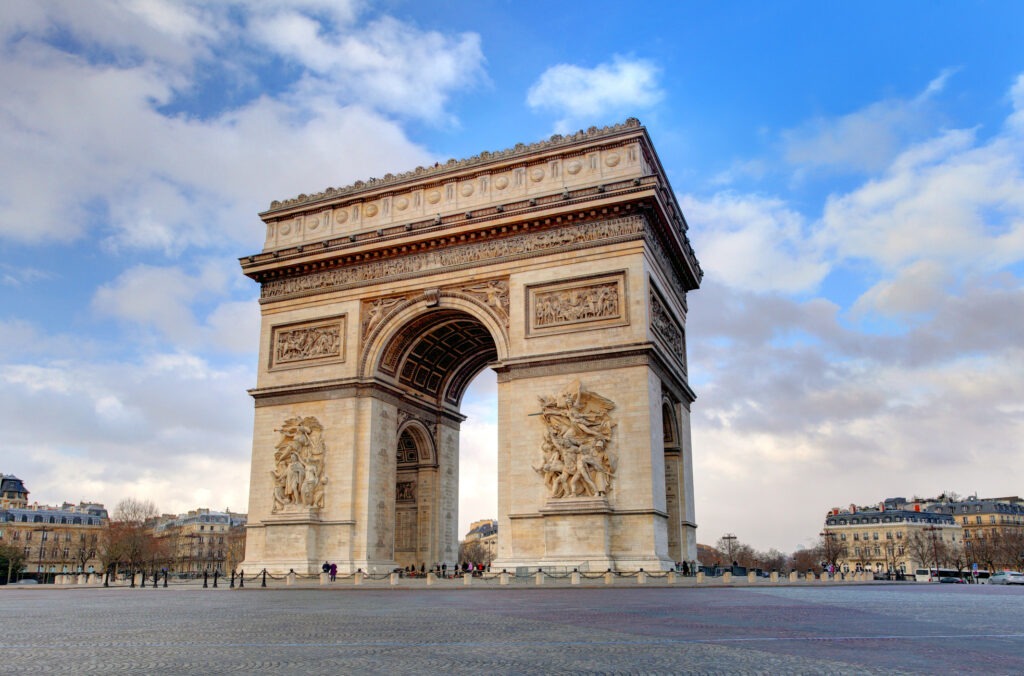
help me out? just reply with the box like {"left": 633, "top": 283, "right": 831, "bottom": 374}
{"left": 442, "top": 563, "right": 447, "bottom": 578}
{"left": 682, "top": 561, "right": 690, "bottom": 576}
{"left": 322, "top": 561, "right": 330, "bottom": 574}
{"left": 329, "top": 562, "right": 337, "bottom": 582}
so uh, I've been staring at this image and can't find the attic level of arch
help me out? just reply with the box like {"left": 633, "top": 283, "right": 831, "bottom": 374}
{"left": 241, "top": 172, "right": 701, "bottom": 281}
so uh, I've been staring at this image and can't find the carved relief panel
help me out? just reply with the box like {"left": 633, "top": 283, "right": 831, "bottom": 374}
{"left": 270, "top": 316, "right": 346, "bottom": 370}
{"left": 526, "top": 272, "right": 627, "bottom": 337}
{"left": 533, "top": 381, "right": 618, "bottom": 499}
{"left": 270, "top": 416, "right": 328, "bottom": 513}
{"left": 649, "top": 286, "right": 686, "bottom": 371}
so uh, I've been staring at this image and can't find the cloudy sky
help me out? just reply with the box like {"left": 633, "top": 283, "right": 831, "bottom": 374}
{"left": 2, "top": 1, "right": 1022, "bottom": 553}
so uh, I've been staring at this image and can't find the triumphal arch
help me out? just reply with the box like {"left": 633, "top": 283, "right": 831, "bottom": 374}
{"left": 239, "top": 119, "right": 702, "bottom": 574}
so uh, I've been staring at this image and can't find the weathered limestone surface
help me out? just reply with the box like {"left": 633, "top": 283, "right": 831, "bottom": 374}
{"left": 240, "top": 119, "right": 701, "bottom": 574}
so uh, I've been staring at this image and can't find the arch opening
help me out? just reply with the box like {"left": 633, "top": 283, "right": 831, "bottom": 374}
{"left": 380, "top": 308, "right": 499, "bottom": 407}
{"left": 381, "top": 308, "right": 500, "bottom": 570}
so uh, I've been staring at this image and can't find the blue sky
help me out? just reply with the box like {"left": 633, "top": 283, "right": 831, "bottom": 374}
{"left": 1, "top": 0, "right": 1023, "bottom": 552}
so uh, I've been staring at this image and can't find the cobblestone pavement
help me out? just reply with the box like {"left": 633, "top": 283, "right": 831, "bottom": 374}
{"left": 4, "top": 584, "right": 1024, "bottom": 674}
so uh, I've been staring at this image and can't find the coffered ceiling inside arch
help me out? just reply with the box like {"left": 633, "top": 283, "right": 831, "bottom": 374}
{"left": 388, "top": 311, "right": 498, "bottom": 406}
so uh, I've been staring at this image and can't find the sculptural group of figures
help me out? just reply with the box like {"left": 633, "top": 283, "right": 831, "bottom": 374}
{"left": 275, "top": 326, "right": 341, "bottom": 363}
{"left": 271, "top": 416, "right": 328, "bottom": 512}
{"left": 535, "top": 284, "right": 618, "bottom": 327}
{"left": 534, "top": 381, "right": 618, "bottom": 498}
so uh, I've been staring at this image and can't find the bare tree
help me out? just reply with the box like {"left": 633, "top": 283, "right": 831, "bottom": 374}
{"left": 458, "top": 539, "right": 495, "bottom": 566}
{"left": 101, "top": 498, "right": 160, "bottom": 580}
{"left": 790, "top": 547, "right": 821, "bottom": 574}
{"left": 817, "top": 532, "right": 845, "bottom": 573}
{"left": 757, "top": 548, "right": 789, "bottom": 572}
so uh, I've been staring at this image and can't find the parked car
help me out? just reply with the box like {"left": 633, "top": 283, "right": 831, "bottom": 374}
{"left": 988, "top": 572, "right": 1024, "bottom": 585}
{"left": 15, "top": 579, "right": 39, "bottom": 585}
{"left": 938, "top": 576, "right": 965, "bottom": 584}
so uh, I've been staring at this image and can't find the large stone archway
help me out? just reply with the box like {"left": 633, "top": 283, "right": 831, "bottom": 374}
{"left": 239, "top": 119, "right": 703, "bottom": 573}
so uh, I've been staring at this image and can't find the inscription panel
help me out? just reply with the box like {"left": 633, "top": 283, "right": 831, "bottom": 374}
{"left": 526, "top": 272, "right": 627, "bottom": 337}
{"left": 270, "top": 315, "right": 346, "bottom": 370}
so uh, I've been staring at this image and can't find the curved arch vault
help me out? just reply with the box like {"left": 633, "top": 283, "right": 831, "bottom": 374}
{"left": 240, "top": 120, "right": 703, "bottom": 573}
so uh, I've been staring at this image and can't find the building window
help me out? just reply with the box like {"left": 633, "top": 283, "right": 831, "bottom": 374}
{"left": 873, "top": 533, "right": 879, "bottom": 540}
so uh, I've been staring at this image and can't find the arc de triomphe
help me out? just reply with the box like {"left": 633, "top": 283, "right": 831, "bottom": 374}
{"left": 239, "top": 119, "right": 702, "bottom": 573}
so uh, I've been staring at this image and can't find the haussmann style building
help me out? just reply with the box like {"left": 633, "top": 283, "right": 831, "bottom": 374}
{"left": 0, "top": 473, "right": 108, "bottom": 582}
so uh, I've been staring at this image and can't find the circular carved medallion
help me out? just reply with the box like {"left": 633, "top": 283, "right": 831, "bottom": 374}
{"left": 530, "top": 167, "right": 545, "bottom": 182}
{"left": 334, "top": 209, "right": 348, "bottom": 224}
{"left": 566, "top": 160, "right": 582, "bottom": 175}
{"left": 307, "top": 217, "right": 319, "bottom": 230}
{"left": 395, "top": 196, "right": 409, "bottom": 211}
{"left": 427, "top": 190, "right": 442, "bottom": 204}
{"left": 494, "top": 175, "right": 509, "bottom": 190}
{"left": 460, "top": 183, "right": 474, "bottom": 197}
{"left": 280, "top": 222, "right": 292, "bottom": 235}
{"left": 604, "top": 153, "right": 621, "bottom": 167}
{"left": 364, "top": 203, "right": 379, "bottom": 217}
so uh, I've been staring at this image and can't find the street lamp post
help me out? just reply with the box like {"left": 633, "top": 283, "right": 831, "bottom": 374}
{"left": 721, "top": 533, "right": 737, "bottom": 567}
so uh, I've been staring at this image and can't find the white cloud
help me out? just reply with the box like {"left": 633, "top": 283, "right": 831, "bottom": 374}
{"left": 0, "top": 2, "right": 484, "bottom": 251}
{"left": 527, "top": 55, "right": 662, "bottom": 132}
{"left": 682, "top": 193, "right": 829, "bottom": 294}
{"left": 821, "top": 126, "right": 1024, "bottom": 273}
{"left": 250, "top": 13, "right": 485, "bottom": 122}
{"left": 782, "top": 69, "right": 956, "bottom": 174}
{"left": 458, "top": 371, "right": 498, "bottom": 535}
{"left": 91, "top": 260, "right": 258, "bottom": 353}
{"left": 851, "top": 260, "right": 952, "bottom": 319}
{"left": 689, "top": 281, "right": 1024, "bottom": 550}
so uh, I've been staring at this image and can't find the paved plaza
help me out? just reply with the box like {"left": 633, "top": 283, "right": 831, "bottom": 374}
{"left": 4, "top": 583, "right": 1024, "bottom": 674}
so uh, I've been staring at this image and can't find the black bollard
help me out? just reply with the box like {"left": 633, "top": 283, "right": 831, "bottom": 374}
{"left": 163, "top": 570, "right": 168, "bottom": 588}
{"left": 261, "top": 569, "right": 267, "bottom": 587}
{"left": 152, "top": 570, "right": 158, "bottom": 588}
{"left": 213, "top": 570, "right": 219, "bottom": 588}
{"left": 203, "top": 570, "right": 209, "bottom": 588}
{"left": 103, "top": 569, "right": 109, "bottom": 588}
{"left": 130, "top": 570, "right": 136, "bottom": 588}
{"left": 239, "top": 570, "right": 245, "bottom": 588}
{"left": 230, "top": 570, "right": 235, "bottom": 589}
